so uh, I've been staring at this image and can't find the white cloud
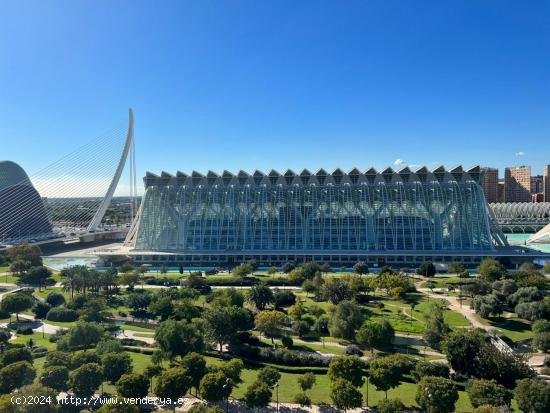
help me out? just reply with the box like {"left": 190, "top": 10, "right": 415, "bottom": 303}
{"left": 393, "top": 159, "right": 404, "bottom": 166}
{"left": 515, "top": 151, "right": 526, "bottom": 156}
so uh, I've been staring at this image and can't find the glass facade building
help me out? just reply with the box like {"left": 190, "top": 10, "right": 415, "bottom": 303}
{"left": 127, "top": 166, "right": 504, "bottom": 265}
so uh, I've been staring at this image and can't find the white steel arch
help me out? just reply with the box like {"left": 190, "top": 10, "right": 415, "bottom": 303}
{"left": 87, "top": 108, "right": 135, "bottom": 232}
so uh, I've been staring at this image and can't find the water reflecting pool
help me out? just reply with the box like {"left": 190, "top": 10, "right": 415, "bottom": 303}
{"left": 42, "top": 256, "right": 98, "bottom": 271}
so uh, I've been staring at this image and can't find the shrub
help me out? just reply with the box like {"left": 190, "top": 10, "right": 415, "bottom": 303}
{"left": 46, "top": 307, "right": 78, "bottom": 322}
{"left": 467, "top": 379, "right": 512, "bottom": 408}
{"left": 416, "top": 261, "right": 436, "bottom": 277}
{"left": 16, "top": 325, "right": 34, "bottom": 335}
{"left": 46, "top": 292, "right": 65, "bottom": 307}
{"left": 293, "top": 392, "right": 312, "bottom": 407}
{"left": 412, "top": 360, "right": 449, "bottom": 381}
{"left": 345, "top": 344, "right": 363, "bottom": 356}
{"left": 32, "top": 301, "right": 51, "bottom": 319}
{"left": 378, "top": 398, "right": 406, "bottom": 413}
{"left": 281, "top": 336, "right": 293, "bottom": 348}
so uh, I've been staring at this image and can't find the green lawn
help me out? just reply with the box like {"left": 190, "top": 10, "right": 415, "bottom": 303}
{"left": 12, "top": 332, "right": 56, "bottom": 350}
{"left": 119, "top": 323, "right": 156, "bottom": 333}
{"left": 230, "top": 366, "right": 474, "bottom": 411}
{"left": 0, "top": 273, "right": 20, "bottom": 284}
{"left": 480, "top": 315, "right": 534, "bottom": 342}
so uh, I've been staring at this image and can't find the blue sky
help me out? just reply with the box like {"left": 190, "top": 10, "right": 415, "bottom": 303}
{"left": 1, "top": 1, "right": 549, "bottom": 195}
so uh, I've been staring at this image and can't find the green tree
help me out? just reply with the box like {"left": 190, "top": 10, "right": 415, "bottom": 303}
{"left": 155, "top": 367, "right": 193, "bottom": 401}
{"left": 97, "top": 404, "right": 139, "bottom": 413}
{"left": 20, "top": 266, "right": 52, "bottom": 289}
{"left": 0, "top": 293, "right": 33, "bottom": 321}
{"left": 329, "top": 300, "right": 364, "bottom": 339}
{"left": 199, "top": 370, "right": 232, "bottom": 402}
{"left": 155, "top": 319, "right": 204, "bottom": 359}
{"left": 204, "top": 306, "right": 252, "bottom": 351}
{"left": 472, "top": 294, "right": 503, "bottom": 318}
{"left": 330, "top": 378, "right": 363, "bottom": 411}
{"left": 46, "top": 291, "right": 65, "bottom": 307}
{"left": 57, "top": 322, "right": 104, "bottom": 351}
{"left": 532, "top": 319, "right": 550, "bottom": 352}
{"left": 32, "top": 301, "right": 51, "bottom": 319}
{"left": 356, "top": 319, "right": 394, "bottom": 354}
{"left": 442, "top": 329, "right": 532, "bottom": 386}
{"left": 247, "top": 283, "right": 274, "bottom": 310}
{"left": 102, "top": 352, "right": 133, "bottom": 384}
{"left": 5, "top": 244, "right": 42, "bottom": 266}
{"left": 255, "top": 310, "right": 287, "bottom": 345}
{"left": 415, "top": 376, "right": 459, "bottom": 413}
{"left": 514, "top": 378, "right": 550, "bottom": 413}
{"left": 412, "top": 361, "right": 449, "bottom": 382}
{"left": 477, "top": 258, "right": 506, "bottom": 282}
{"left": 368, "top": 357, "right": 403, "bottom": 399}
{"left": 220, "top": 358, "right": 244, "bottom": 385}
{"left": 9, "top": 260, "right": 31, "bottom": 276}
{"left": 188, "top": 405, "right": 224, "bottom": 413}
{"left": 13, "top": 383, "right": 58, "bottom": 413}
{"left": 116, "top": 373, "right": 149, "bottom": 398}
{"left": 297, "top": 372, "right": 316, "bottom": 392}
{"left": 467, "top": 379, "right": 512, "bottom": 408}
{"left": 0, "top": 361, "right": 36, "bottom": 393}
{"left": 0, "top": 347, "right": 32, "bottom": 367}
{"left": 294, "top": 392, "right": 312, "bottom": 407}
{"left": 423, "top": 301, "right": 450, "bottom": 350}
{"left": 149, "top": 296, "right": 174, "bottom": 321}
{"left": 416, "top": 261, "right": 436, "bottom": 277}
{"left": 378, "top": 398, "right": 406, "bottom": 413}
{"left": 79, "top": 297, "right": 109, "bottom": 322}
{"left": 243, "top": 381, "right": 272, "bottom": 409}
{"left": 447, "top": 261, "right": 465, "bottom": 274}
{"left": 257, "top": 366, "right": 281, "bottom": 387}
{"left": 353, "top": 261, "right": 369, "bottom": 275}
{"left": 180, "top": 352, "right": 207, "bottom": 394}
{"left": 515, "top": 301, "right": 545, "bottom": 321}
{"left": 69, "top": 362, "right": 103, "bottom": 398}
{"left": 40, "top": 365, "right": 69, "bottom": 392}
{"left": 323, "top": 278, "right": 353, "bottom": 304}
{"left": 327, "top": 356, "right": 365, "bottom": 388}
{"left": 232, "top": 263, "right": 253, "bottom": 277}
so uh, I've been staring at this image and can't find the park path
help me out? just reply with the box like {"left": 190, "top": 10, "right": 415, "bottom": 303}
{"left": 175, "top": 397, "right": 373, "bottom": 412}
{"left": 414, "top": 279, "right": 488, "bottom": 331}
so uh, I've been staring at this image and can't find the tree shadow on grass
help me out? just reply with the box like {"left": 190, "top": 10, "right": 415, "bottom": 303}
{"left": 489, "top": 317, "right": 531, "bottom": 333}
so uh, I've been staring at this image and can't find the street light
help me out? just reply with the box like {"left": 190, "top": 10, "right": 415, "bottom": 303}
{"left": 223, "top": 378, "right": 230, "bottom": 412}
{"left": 365, "top": 375, "right": 369, "bottom": 407}
{"left": 275, "top": 383, "right": 279, "bottom": 413}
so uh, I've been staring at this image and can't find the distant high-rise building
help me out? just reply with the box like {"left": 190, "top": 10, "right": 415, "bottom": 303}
{"left": 544, "top": 165, "right": 550, "bottom": 202}
{"left": 504, "top": 166, "right": 531, "bottom": 202}
{"left": 481, "top": 167, "right": 499, "bottom": 203}
{"left": 497, "top": 180, "right": 505, "bottom": 203}
{"left": 531, "top": 175, "right": 544, "bottom": 194}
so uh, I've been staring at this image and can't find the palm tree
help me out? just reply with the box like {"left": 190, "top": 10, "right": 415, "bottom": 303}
{"left": 61, "top": 266, "right": 87, "bottom": 300}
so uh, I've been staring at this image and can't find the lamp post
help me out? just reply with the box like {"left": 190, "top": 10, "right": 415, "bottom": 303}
{"left": 365, "top": 375, "right": 369, "bottom": 407}
{"left": 223, "top": 378, "right": 230, "bottom": 413}
{"left": 275, "top": 383, "right": 279, "bottom": 413}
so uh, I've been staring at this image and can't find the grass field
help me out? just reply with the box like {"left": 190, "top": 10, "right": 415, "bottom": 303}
{"left": 478, "top": 315, "right": 534, "bottom": 342}
{"left": 12, "top": 332, "right": 56, "bottom": 350}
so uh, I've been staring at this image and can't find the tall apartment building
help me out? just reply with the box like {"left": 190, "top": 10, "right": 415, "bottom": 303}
{"left": 481, "top": 167, "right": 499, "bottom": 203}
{"left": 504, "top": 166, "right": 531, "bottom": 202}
{"left": 544, "top": 165, "right": 550, "bottom": 202}
{"left": 531, "top": 175, "right": 544, "bottom": 194}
